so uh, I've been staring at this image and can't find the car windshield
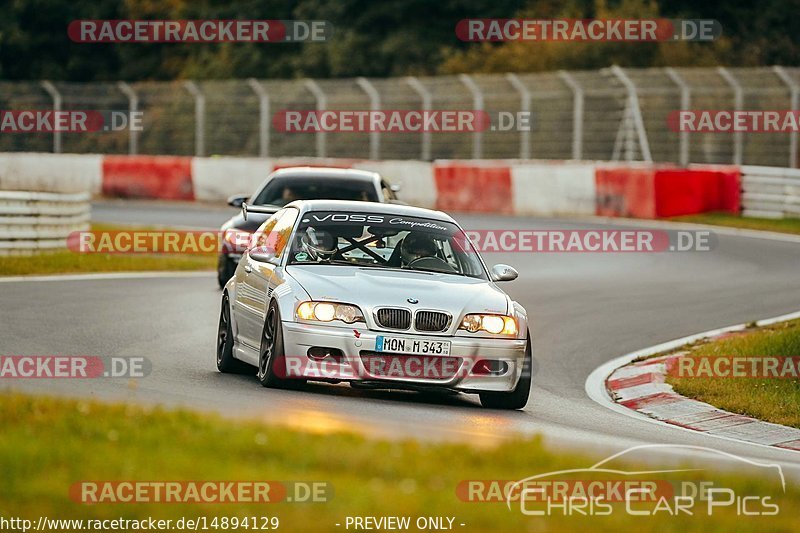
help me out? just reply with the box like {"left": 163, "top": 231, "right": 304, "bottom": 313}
{"left": 253, "top": 177, "right": 379, "bottom": 207}
{"left": 287, "top": 211, "right": 487, "bottom": 280}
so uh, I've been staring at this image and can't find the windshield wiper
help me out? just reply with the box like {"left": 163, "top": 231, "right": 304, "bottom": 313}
{"left": 406, "top": 266, "right": 471, "bottom": 277}
{"left": 329, "top": 259, "right": 385, "bottom": 268}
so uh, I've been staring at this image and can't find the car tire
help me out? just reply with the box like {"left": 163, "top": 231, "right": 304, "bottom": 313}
{"left": 257, "top": 301, "right": 305, "bottom": 389}
{"left": 216, "top": 293, "right": 251, "bottom": 373}
{"left": 479, "top": 334, "right": 532, "bottom": 410}
{"left": 217, "top": 257, "right": 236, "bottom": 289}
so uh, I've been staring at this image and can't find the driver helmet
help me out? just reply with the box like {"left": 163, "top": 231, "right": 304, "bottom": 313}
{"left": 401, "top": 233, "right": 437, "bottom": 264}
{"left": 301, "top": 227, "right": 337, "bottom": 261}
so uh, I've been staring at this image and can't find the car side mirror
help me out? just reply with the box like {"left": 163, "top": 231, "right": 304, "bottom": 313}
{"left": 227, "top": 194, "right": 248, "bottom": 208}
{"left": 491, "top": 264, "right": 518, "bottom": 282}
{"left": 248, "top": 247, "right": 278, "bottom": 264}
{"left": 247, "top": 232, "right": 277, "bottom": 264}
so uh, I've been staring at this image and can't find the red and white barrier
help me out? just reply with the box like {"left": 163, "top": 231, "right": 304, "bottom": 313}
{"left": 596, "top": 165, "right": 740, "bottom": 218}
{"left": 353, "top": 160, "right": 437, "bottom": 209}
{"left": 102, "top": 155, "right": 193, "bottom": 200}
{"left": 511, "top": 162, "right": 596, "bottom": 216}
{"left": 0, "top": 152, "right": 745, "bottom": 219}
{"left": 434, "top": 161, "right": 513, "bottom": 214}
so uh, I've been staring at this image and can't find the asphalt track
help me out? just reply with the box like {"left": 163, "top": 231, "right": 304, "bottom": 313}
{"left": 3, "top": 199, "right": 800, "bottom": 478}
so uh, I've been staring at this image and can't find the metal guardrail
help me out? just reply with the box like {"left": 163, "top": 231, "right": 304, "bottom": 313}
{"left": 3, "top": 66, "right": 800, "bottom": 167}
{"left": 741, "top": 166, "right": 800, "bottom": 218}
{"left": 0, "top": 191, "right": 90, "bottom": 253}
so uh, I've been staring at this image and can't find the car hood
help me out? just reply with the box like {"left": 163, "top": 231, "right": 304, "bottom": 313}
{"left": 285, "top": 265, "right": 510, "bottom": 316}
{"left": 220, "top": 206, "right": 280, "bottom": 232}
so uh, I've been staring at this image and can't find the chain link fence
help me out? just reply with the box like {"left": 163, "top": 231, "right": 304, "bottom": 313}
{"left": 2, "top": 66, "right": 799, "bottom": 167}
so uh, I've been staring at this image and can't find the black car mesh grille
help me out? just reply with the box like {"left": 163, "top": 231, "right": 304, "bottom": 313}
{"left": 414, "top": 311, "right": 450, "bottom": 332}
{"left": 376, "top": 308, "right": 412, "bottom": 330}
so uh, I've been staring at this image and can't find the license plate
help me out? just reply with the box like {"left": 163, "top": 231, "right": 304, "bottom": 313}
{"left": 375, "top": 335, "right": 451, "bottom": 356}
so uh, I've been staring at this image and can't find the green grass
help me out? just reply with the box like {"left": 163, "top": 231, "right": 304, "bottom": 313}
{"left": 0, "top": 224, "right": 216, "bottom": 276}
{"left": 0, "top": 393, "right": 798, "bottom": 532}
{"left": 669, "top": 213, "right": 800, "bottom": 235}
{"left": 668, "top": 319, "right": 800, "bottom": 428}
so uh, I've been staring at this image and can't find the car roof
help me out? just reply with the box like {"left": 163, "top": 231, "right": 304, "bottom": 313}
{"left": 269, "top": 167, "right": 380, "bottom": 183}
{"left": 284, "top": 199, "right": 455, "bottom": 222}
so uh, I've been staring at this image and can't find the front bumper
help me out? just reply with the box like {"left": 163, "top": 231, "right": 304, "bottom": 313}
{"left": 281, "top": 321, "right": 528, "bottom": 392}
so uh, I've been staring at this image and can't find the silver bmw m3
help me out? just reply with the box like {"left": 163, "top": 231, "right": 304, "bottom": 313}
{"left": 216, "top": 199, "right": 531, "bottom": 409}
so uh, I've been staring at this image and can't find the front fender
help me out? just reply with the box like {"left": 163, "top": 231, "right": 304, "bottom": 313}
{"left": 270, "top": 267, "right": 311, "bottom": 323}
{"left": 512, "top": 300, "right": 529, "bottom": 340}
{"left": 224, "top": 275, "right": 237, "bottom": 301}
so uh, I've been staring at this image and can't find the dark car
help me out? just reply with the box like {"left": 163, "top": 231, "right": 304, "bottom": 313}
{"left": 217, "top": 167, "right": 400, "bottom": 288}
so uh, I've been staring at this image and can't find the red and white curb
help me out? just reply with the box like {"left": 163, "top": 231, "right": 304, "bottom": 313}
{"left": 586, "top": 310, "right": 800, "bottom": 453}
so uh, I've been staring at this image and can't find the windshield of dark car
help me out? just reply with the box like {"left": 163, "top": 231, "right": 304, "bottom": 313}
{"left": 287, "top": 211, "right": 488, "bottom": 280}
{"left": 253, "top": 177, "right": 379, "bottom": 206}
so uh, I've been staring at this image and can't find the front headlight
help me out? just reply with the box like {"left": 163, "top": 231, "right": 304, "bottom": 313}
{"left": 459, "top": 314, "right": 517, "bottom": 335}
{"left": 296, "top": 301, "right": 364, "bottom": 324}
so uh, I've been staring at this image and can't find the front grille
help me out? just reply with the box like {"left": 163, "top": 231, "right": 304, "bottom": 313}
{"left": 375, "top": 308, "right": 412, "bottom": 330}
{"left": 414, "top": 311, "right": 451, "bottom": 332}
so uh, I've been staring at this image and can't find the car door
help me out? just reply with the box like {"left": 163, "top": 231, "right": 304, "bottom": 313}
{"left": 260, "top": 206, "right": 300, "bottom": 308}
{"left": 235, "top": 208, "right": 298, "bottom": 348}
{"left": 234, "top": 210, "right": 281, "bottom": 349}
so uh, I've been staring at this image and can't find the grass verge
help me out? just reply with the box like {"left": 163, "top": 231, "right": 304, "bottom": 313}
{"left": 667, "top": 319, "right": 800, "bottom": 429}
{"left": 0, "top": 393, "right": 797, "bottom": 531}
{"left": 0, "top": 224, "right": 216, "bottom": 276}
{"left": 669, "top": 212, "right": 800, "bottom": 235}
